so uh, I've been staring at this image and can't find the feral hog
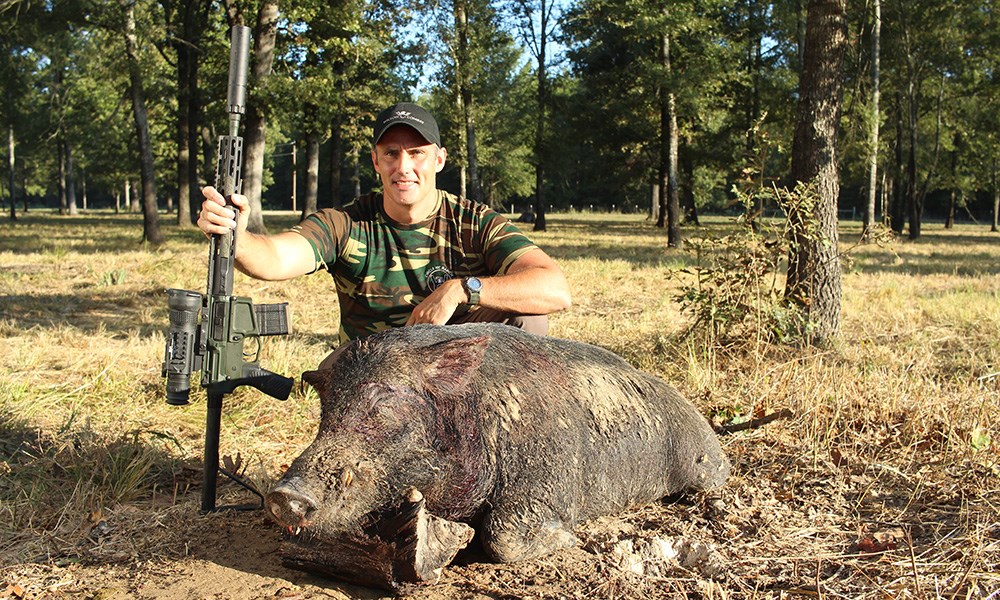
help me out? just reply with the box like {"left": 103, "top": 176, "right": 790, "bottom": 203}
{"left": 266, "top": 323, "right": 729, "bottom": 589}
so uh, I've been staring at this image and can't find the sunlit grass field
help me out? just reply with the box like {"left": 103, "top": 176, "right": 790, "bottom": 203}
{"left": 1, "top": 209, "right": 998, "bottom": 597}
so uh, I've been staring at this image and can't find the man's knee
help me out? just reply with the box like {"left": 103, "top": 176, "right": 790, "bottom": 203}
{"left": 506, "top": 314, "right": 548, "bottom": 336}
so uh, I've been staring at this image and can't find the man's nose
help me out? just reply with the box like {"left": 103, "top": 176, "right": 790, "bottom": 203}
{"left": 397, "top": 151, "right": 414, "bottom": 173}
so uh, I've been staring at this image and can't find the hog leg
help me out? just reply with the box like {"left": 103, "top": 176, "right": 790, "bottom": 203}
{"left": 479, "top": 499, "right": 578, "bottom": 563}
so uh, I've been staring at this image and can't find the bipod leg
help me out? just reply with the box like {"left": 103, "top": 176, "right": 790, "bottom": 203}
{"left": 201, "top": 389, "right": 263, "bottom": 513}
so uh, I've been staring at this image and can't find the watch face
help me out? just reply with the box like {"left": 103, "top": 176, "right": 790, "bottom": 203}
{"left": 466, "top": 276, "right": 483, "bottom": 292}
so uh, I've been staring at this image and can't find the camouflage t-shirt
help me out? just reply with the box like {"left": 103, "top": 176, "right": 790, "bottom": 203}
{"left": 291, "top": 190, "right": 538, "bottom": 344}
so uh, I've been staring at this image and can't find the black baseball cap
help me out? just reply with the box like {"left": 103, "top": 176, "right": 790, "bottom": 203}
{"left": 372, "top": 102, "right": 441, "bottom": 147}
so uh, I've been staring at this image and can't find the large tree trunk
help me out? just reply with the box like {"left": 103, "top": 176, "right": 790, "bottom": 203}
{"left": 785, "top": 0, "right": 847, "bottom": 343}
{"left": 242, "top": 0, "right": 279, "bottom": 234}
{"left": 123, "top": 0, "right": 164, "bottom": 245}
{"left": 862, "top": 0, "right": 880, "bottom": 240}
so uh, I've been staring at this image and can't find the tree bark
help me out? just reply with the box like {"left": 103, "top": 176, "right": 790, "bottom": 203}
{"left": 171, "top": 0, "right": 196, "bottom": 225}
{"left": 58, "top": 139, "right": 67, "bottom": 215}
{"left": 242, "top": 0, "right": 279, "bottom": 234}
{"left": 329, "top": 119, "right": 343, "bottom": 208}
{"left": 301, "top": 130, "right": 319, "bottom": 220}
{"left": 992, "top": 157, "right": 999, "bottom": 232}
{"left": 7, "top": 125, "right": 15, "bottom": 221}
{"left": 862, "top": 0, "right": 880, "bottom": 240}
{"left": 454, "top": 0, "right": 481, "bottom": 203}
{"left": 890, "top": 90, "right": 905, "bottom": 233}
{"left": 785, "top": 0, "right": 847, "bottom": 343}
{"left": 532, "top": 0, "right": 550, "bottom": 232}
{"left": 658, "top": 27, "right": 681, "bottom": 248}
{"left": 123, "top": 0, "right": 164, "bottom": 245}
{"left": 65, "top": 140, "right": 78, "bottom": 215}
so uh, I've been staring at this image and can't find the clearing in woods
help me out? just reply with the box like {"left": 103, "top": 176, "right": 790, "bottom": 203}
{"left": 1, "top": 211, "right": 998, "bottom": 599}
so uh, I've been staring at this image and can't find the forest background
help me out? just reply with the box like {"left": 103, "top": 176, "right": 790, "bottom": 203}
{"left": 2, "top": 0, "right": 999, "bottom": 242}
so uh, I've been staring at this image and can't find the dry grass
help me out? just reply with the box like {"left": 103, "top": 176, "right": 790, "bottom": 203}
{"left": 1, "top": 210, "right": 998, "bottom": 599}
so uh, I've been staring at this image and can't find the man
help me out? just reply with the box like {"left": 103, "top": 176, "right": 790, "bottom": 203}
{"left": 198, "top": 102, "right": 571, "bottom": 365}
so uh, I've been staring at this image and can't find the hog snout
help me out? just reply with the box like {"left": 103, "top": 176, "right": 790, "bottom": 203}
{"left": 266, "top": 478, "right": 318, "bottom": 531}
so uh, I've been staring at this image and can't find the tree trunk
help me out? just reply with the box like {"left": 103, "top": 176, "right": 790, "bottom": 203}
{"left": 7, "top": 125, "right": 15, "bottom": 221}
{"left": 454, "top": 0, "right": 481, "bottom": 203}
{"left": 301, "top": 130, "right": 319, "bottom": 220}
{"left": 785, "top": 0, "right": 847, "bottom": 344}
{"left": 65, "top": 140, "right": 78, "bottom": 215}
{"left": 329, "top": 119, "right": 343, "bottom": 208}
{"left": 351, "top": 145, "right": 361, "bottom": 198}
{"left": 890, "top": 91, "right": 905, "bottom": 233}
{"left": 123, "top": 0, "right": 164, "bottom": 245}
{"left": 992, "top": 157, "right": 999, "bottom": 233}
{"left": 175, "top": 24, "right": 193, "bottom": 225}
{"left": 862, "top": 0, "right": 880, "bottom": 241}
{"left": 945, "top": 190, "right": 956, "bottom": 229}
{"left": 945, "top": 140, "right": 958, "bottom": 229}
{"left": 242, "top": 0, "right": 279, "bottom": 234}
{"left": 58, "top": 139, "right": 67, "bottom": 215}
{"left": 174, "top": 0, "right": 208, "bottom": 226}
{"left": 658, "top": 28, "right": 681, "bottom": 248}
{"left": 532, "top": 0, "right": 549, "bottom": 232}
{"left": 681, "top": 148, "right": 699, "bottom": 225}
{"left": 905, "top": 79, "right": 919, "bottom": 239}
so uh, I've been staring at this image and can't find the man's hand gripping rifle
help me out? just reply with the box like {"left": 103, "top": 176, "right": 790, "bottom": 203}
{"left": 161, "top": 25, "right": 293, "bottom": 513}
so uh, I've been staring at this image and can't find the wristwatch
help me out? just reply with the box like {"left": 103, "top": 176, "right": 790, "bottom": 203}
{"left": 462, "top": 276, "right": 483, "bottom": 306}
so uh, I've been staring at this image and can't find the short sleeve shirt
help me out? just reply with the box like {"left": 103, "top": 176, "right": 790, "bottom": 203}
{"left": 291, "top": 190, "right": 538, "bottom": 344}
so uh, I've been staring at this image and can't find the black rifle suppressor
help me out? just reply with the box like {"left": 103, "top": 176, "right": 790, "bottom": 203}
{"left": 162, "top": 25, "right": 294, "bottom": 513}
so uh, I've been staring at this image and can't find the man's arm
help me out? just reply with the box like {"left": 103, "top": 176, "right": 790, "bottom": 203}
{"left": 198, "top": 185, "right": 316, "bottom": 281}
{"left": 405, "top": 248, "right": 571, "bottom": 326}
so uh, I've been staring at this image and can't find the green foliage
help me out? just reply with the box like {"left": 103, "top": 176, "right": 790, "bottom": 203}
{"left": 100, "top": 269, "right": 127, "bottom": 286}
{"left": 675, "top": 180, "right": 829, "bottom": 347}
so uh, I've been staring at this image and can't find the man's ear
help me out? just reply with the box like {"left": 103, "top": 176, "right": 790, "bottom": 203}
{"left": 371, "top": 147, "right": 380, "bottom": 172}
{"left": 435, "top": 146, "right": 447, "bottom": 173}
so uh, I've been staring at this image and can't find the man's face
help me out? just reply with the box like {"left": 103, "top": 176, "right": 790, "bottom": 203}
{"left": 371, "top": 126, "right": 446, "bottom": 214}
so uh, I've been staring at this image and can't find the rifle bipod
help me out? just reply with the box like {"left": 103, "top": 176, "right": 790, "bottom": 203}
{"left": 201, "top": 390, "right": 264, "bottom": 513}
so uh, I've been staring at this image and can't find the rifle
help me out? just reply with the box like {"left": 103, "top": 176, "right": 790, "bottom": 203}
{"left": 162, "top": 25, "right": 294, "bottom": 513}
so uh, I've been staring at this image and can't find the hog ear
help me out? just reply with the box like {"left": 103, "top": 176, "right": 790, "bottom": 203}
{"left": 421, "top": 335, "right": 489, "bottom": 395}
{"left": 301, "top": 369, "right": 332, "bottom": 396}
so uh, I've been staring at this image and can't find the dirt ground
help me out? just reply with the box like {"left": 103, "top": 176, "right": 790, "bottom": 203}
{"left": 4, "top": 422, "right": 998, "bottom": 600}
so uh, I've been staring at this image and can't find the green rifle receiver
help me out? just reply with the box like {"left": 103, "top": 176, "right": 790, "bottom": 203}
{"left": 161, "top": 25, "right": 293, "bottom": 512}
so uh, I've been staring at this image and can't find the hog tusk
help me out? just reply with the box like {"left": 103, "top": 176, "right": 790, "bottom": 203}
{"left": 342, "top": 469, "right": 354, "bottom": 488}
